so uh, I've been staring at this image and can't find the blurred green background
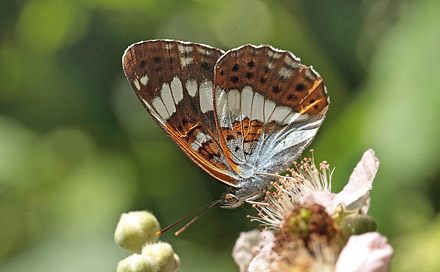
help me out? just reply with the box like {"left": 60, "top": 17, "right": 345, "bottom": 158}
{"left": 1, "top": 0, "right": 439, "bottom": 271}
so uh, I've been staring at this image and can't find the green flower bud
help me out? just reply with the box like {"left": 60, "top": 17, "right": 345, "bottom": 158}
{"left": 115, "top": 211, "right": 160, "bottom": 253}
{"left": 340, "top": 214, "right": 377, "bottom": 238}
{"left": 117, "top": 254, "right": 158, "bottom": 272}
{"left": 142, "top": 242, "right": 180, "bottom": 272}
{"left": 172, "top": 254, "right": 180, "bottom": 271}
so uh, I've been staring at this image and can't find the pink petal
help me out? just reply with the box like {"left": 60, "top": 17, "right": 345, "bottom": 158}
{"left": 335, "top": 232, "right": 393, "bottom": 272}
{"left": 232, "top": 230, "right": 274, "bottom": 272}
{"left": 301, "top": 191, "right": 339, "bottom": 215}
{"left": 248, "top": 241, "right": 278, "bottom": 272}
{"left": 337, "top": 149, "right": 379, "bottom": 212}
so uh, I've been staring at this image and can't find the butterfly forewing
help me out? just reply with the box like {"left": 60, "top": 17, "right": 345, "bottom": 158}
{"left": 123, "top": 40, "right": 240, "bottom": 186}
{"left": 213, "top": 45, "right": 329, "bottom": 177}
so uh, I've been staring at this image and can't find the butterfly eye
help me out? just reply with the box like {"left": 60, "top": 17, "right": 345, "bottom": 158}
{"left": 224, "top": 193, "right": 239, "bottom": 204}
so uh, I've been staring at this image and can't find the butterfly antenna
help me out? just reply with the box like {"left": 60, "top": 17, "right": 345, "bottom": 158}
{"left": 174, "top": 199, "right": 221, "bottom": 236}
{"left": 156, "top": 199, "right": 222, "bottom": 236}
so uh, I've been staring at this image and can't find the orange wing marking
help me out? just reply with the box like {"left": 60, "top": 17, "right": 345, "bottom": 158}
{"left": 168, "top": 126, "right": 239, "bottom": 186}
{"left": 179, "top": 122, "right": 201, "bottom": 138}
{"left": 299, "top": 98, "right": 326, "bottom": 114}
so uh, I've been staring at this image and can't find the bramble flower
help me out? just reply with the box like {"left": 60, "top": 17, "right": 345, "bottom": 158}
{"left": 250, "top": 149, "right": 378, "bottom": 230}
{"left": 246, "top": 228, "right": 392, "bottom": 272}
{"left": 234, "top": 149, "right": 393, "bottom": 272}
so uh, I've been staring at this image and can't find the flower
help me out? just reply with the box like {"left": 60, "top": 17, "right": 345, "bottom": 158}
{"left": 247, "top": 229, "right": 393, "bottom": 272}
{"left": 251, "top": 149, "right": 379, "bottom": 229}
{"left": 234, "top": 149, "right": 393, "bottom": 272}
{"left": 247, "top": 204, "right": 343, "bottom": 272}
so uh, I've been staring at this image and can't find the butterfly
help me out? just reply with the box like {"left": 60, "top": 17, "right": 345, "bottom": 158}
{"left": 122, "top": 39, "right": 329, "bottom": 208}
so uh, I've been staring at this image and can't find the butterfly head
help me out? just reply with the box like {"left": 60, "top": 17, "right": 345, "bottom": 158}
{"left": 220, "top": 190, "right": 263, "bottom": 208}
{"left": 220, "top": 176, "right": 269, "bottom": 208}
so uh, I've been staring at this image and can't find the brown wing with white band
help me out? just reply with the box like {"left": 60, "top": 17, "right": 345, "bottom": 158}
{"left": 123, "top": 40, "right": 240, "bottom": 186}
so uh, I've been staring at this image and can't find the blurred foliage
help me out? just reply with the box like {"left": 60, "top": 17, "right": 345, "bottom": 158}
{"left": 0, "top": 0, "right": 439, "bottom": 271}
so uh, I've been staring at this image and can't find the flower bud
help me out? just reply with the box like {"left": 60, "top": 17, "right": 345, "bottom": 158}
{"left": 117, "top": 254, "right": 157, "bottom": 272}
{"left": 115, "top": 211, "right": 160, "bottom": 253}
{"left": 340, "top": 214, "right": 377, "bottom": 238}
{"left": 172, "top": 254, "right": 180, "bottom": 271}
{"left": 142, "top": 242, "right": 180, "bottom": 272}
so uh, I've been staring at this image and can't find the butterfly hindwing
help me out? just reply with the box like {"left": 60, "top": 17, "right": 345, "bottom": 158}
{"left": 213, "top": 45, "right": 329, "bottom": 177}
{"left": 123, "top": 40, "right": 240, "bottom": 186}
